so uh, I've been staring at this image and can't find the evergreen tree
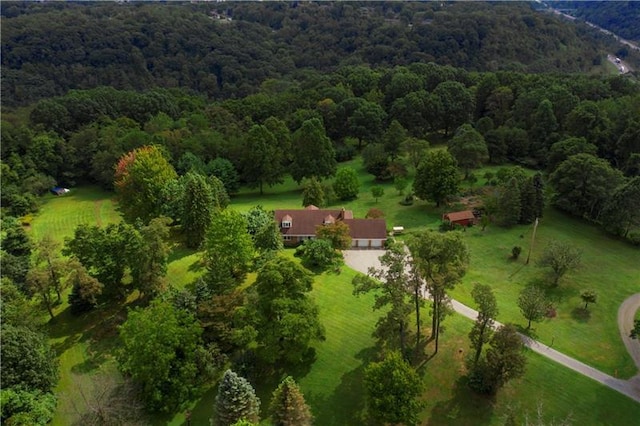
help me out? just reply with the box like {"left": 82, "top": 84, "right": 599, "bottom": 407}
{"left": 333, "top": 167, "right": 360, "bottom": 201}
{"left": 496, "top": 177, "right": 521, "bottom": 227}
{"left": 519, "top": 177, "right": 537, "bottom": 224}
{"left": 301, "top": 177, "right": 326, "bottom": 207}
{"left": 214, "top": 370, "right": 260, "bottom": 426}
{"left": 270, "top": 376, "right": 313, "bottom": 426}
{"left": 181, "top": 172, "right": 216, "bottom": 248}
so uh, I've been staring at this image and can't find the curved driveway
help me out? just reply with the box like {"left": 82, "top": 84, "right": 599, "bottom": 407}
{"left": 343, "top": 250, "right": 640, "bottom": 403}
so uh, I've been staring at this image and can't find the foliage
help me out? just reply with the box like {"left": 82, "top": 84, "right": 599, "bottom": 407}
{"left": 518, "top": 286, "right": 548, "bottom": 330}
{"left": 353, "top": 241, "right": 413, "bottom": 354}
{"left": 114, "top": 145, "right": 178, "bottom": 224}
{"left": 495, "top": 178, "right": 522, "bottom": 227}
{"left": 511, "top": 246, "right": 522, "bottom": 260}
{"left": 364, "top": 351, "right": 423, "bottom": 425}
{"left": 301, "top": 177, "right": 326, "bottom": 208}
{"left": 580, "top": 289, "right": 597, "bottom": 310}
{"left": 270, "top": 376, "right": 313, "bottom": 426}
{"left": 315, "top": 221, "right": 352, "bottom": 250}
{"left": 361, "top": 143, "right": 390, "bottom": 181}
{"left": 244, "top": 205, "right": 283, "bottom": 253}
{"left": 448, "top": 124, "right": 489, "bottom": 178}
{"left": 66, "top": 260, "right": 103, "bottom": 314}
{"left": 290, "top": 118, "right": 336, "bottom": 183}
{"left": 0, "top": 278, "right": 38, "bottom": 328}
{"left": 600, "top": 176, "right": 640, "bottom": 240}
{"left": 117, "top": 300, "right": 214, "bottom": 413}
{"left": 241, "top": 124, "right": 286, "bottom": 195}
{"left": 208, "top": 157, "right": 240, "bottom": 195}
{"left": 549, "top": 154, "right": 624, "bottom": 221}
{"left": 214, "top": 370, "right": 260, "bottom": 426}
{"left": 468, "top": 324, "right": 526, "bottom": 395}
{"left": 413, "top": 150, "right": 459, "bottom": 207}
{"left": 0, "top": 388, "right": 57, "bottom": 426}
{"left": 631, "top": 320, "right": 640, "bottom": 340}
{"left": 407, "top": 230, "right": 469, "bottom": 354}
{"left": 63, "top": 222, "right": 141, "bottom": 303}
{"left": 332, "top": 167, "right": 360, "bottom": 201}
{"left": 370, "top": 185, "right": 384, "bottom": 202}
{"left": 130, "top": 216, "right": 172, "bottom": 299}
{"left": 536, "top": 240, "right": 582, "bottom": 286}
{"left": 202, "top": 210, "right": 254, "bottom": 294}
{"left": 245, "top": 256, "right": 325, "bottom": 365}
{"left": 365, "top": 208, "right": 385, "bottom": 219}
{"left": 469, "top": 283, "right": 498, "bottom": 366}
{"left": 0, "top": 324, "right": 58, "bottom": 393}
{"left": 181, "top": 172, "right": 216, "bottom": 248}
{"left": 296, "top": 238, "right": 343, "bottom": 271}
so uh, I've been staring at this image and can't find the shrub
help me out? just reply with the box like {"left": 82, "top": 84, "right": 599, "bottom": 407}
{"left": 399, "top": 192, "right": 414, "bottom": 206}
{"left": 511, "top": 246, "right": 522, "bottom": 259}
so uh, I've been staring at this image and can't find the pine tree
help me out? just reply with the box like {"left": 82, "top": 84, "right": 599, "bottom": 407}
{"left": 181, "top": 172, "right": 215, "bottom": 249}
{"left": 214, "top": 370, "right": 260, "bottom": 426}
{"left": 270, "top": 376, "right": 313, "bottom": 426}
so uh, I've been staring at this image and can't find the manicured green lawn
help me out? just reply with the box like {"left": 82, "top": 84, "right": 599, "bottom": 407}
{"left": 28, "top": 186, "right": 121, "bottom": 243}
{"left": 449, "top": 207, "right": 640, "bottom": 378}
{"left": 30, "top": 164, "right": 640, "bottom": 425}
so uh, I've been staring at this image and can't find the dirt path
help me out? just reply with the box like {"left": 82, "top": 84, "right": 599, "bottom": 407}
{"left": 343, "top": 250, "right": 640, "bottom": 403}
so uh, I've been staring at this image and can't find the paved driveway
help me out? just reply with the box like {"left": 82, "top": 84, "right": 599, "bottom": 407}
{"left": 342, "top": 249, "right": 640, "bottom": 402}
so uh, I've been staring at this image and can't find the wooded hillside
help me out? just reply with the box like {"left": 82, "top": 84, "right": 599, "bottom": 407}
{"left": 1, "top": 1, "right": 614, "bottom": 106}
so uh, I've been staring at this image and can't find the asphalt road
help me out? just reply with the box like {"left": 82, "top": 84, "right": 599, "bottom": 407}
{"left": 343, "top": 249, "right": 640, "bottom": 403}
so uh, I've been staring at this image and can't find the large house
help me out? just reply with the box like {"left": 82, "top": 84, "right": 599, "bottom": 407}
{"left": 274, "top": 205, "right": 387, "bottom": 248}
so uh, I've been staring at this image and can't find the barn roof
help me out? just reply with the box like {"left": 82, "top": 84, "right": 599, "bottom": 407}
{"left": 443, "top": 210, "right": 475, "bottom": 222}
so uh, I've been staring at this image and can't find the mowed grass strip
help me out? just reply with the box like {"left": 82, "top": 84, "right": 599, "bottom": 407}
{"left": 29, "top": 186, "right": 121, "bottom": 242}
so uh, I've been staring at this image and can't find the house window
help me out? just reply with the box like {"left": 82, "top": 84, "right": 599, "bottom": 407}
{"left": 282, "top": 221, "right": 291, "bottom": 228}
{"left": 283, "top": 235, "right": 292, "bottom": 241}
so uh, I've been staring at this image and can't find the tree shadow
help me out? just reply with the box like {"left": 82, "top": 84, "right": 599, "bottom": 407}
{"left": 428, "top": 376, "right": 495, "bottom": 425}
{"left": 571, "top": 307, "right": 592, "bottom": 323}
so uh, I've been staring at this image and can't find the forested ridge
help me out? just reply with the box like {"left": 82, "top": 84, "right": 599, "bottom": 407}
{"left": 0, "top": 0, "right": 619, "bottom": 106}
{"left": 549, "top": 1, "right": 640, "bottom": 43}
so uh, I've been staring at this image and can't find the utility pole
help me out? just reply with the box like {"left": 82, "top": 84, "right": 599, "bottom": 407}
{"left": 526, "top": 217, "right": 539, "bottom": 265}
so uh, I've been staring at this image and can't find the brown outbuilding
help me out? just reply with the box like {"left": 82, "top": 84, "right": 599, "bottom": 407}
{"left": 442, "top": 210, "right": 476, "bottom": 227}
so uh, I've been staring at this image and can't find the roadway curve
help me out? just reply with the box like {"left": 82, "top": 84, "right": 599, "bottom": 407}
{"left": 344, "top": 250, "right": 640, "bottom": 403}
{"left": 619, "top": 293, "right": 640, "bottom": 394}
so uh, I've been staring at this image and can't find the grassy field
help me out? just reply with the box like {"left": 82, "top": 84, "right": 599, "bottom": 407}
{"left": 28, "top": 186, "right": 121, "bottom": 243}
{"left": 28, "top": 170, "right": 640, "bottom": 424}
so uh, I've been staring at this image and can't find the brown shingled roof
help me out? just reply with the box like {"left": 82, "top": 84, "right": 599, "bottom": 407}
{"left": 342, "top": 218, "right": 387, "bottom": 239}
{"left": 443, "top": 211, "right": 475, "bottom": 222}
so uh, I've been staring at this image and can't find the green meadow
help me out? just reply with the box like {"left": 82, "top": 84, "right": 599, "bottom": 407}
{"left": 27, "top": 159, "right": 640, "bottom": 424}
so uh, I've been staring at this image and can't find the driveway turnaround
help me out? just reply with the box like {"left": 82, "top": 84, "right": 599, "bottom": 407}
{"left": 343, "top": 250, "right": 640, "bottom": 403}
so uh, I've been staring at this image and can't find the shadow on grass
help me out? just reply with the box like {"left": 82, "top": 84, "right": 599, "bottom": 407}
{"left": 306, "top": 346, "right": 377, "bottom": 426}
{"left": 571, "top": 307, "right": 592, "bottom": 323}
{"left": 428, "top": 376, "right": 495, "bottom": 425}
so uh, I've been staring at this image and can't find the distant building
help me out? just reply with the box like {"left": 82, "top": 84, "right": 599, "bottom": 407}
{"left": 274, "top": 205, "right": 387, "bottom": 248}
{"left": 442, "top": 210, "right": 476, "bottom": 227}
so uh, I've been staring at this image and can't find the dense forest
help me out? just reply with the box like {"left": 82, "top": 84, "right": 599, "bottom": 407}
{"left": 0, "top": 1, "right": 627, "bottom": 106}
{"left": 549, "top": 1, "right": 640, "bottom": 43}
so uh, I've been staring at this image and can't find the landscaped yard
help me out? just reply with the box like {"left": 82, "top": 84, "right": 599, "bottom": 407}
{"left": 27, "top": 162, "right": 640, "bottom": 424}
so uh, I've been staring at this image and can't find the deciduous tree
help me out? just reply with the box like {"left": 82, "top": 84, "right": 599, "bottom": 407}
{"left": 353, "top": 242, "right": 413, "bottom": 354}
{"left": 181, "top": 172, "right": 216, "bottom": 248}
{"left": 202, "top": 210, "right": 254, "bottom": 294}
{"left": 114, "top": 145, "right": 177, "bottom": 224}
{"left": 518, "top": 286, "right": 548, "bottom": 329}
{"left": 117, "top": 300, "right": 214, "bottom": 413}
{"left": 413, "top": 150, "right": 459, "bottom": 207}
{"left": 364, "top": 351, "right": 423, "bottom": 425}
{"left": 371, "top": 186, "right": 384, "bottom": 202}
{"left": 580, "top": 289, "right": 597, "bottom": 310}
{"left": 301, "top": 177, "right": 325, "bottom": 208}
{"left": 315, "top": 221, "right": 352, "bottom": 250}
{"left": 537, "top": 240, "right": 582, "bottom": 286}
{"left": 448, "top": 124, "right": 488, "bottom": 179}
{"left": 407, "top": 231, "right": 469, "bottom": 354}
{"left": 468, "top": 324, "right": 526, "bottom": 395}
{"left": 469, "top": 283, "right": 498, "bottom": 366}
{"left": 333, "top": 167, "right": 360, "bottom": 201}
{"left": 247, "top": 257, "right": 325, "bottom": 365}
{"left": 290, "top": 118, "right": 336, "bottom": 184}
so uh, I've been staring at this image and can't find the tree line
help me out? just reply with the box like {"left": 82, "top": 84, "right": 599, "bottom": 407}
{"left": 1, "top": 1, "right": 625, "bottom": 106}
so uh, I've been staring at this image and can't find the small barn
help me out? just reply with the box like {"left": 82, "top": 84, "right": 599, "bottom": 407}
{"left": 442, "top": 210, "right": 476, "bottom": 227}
